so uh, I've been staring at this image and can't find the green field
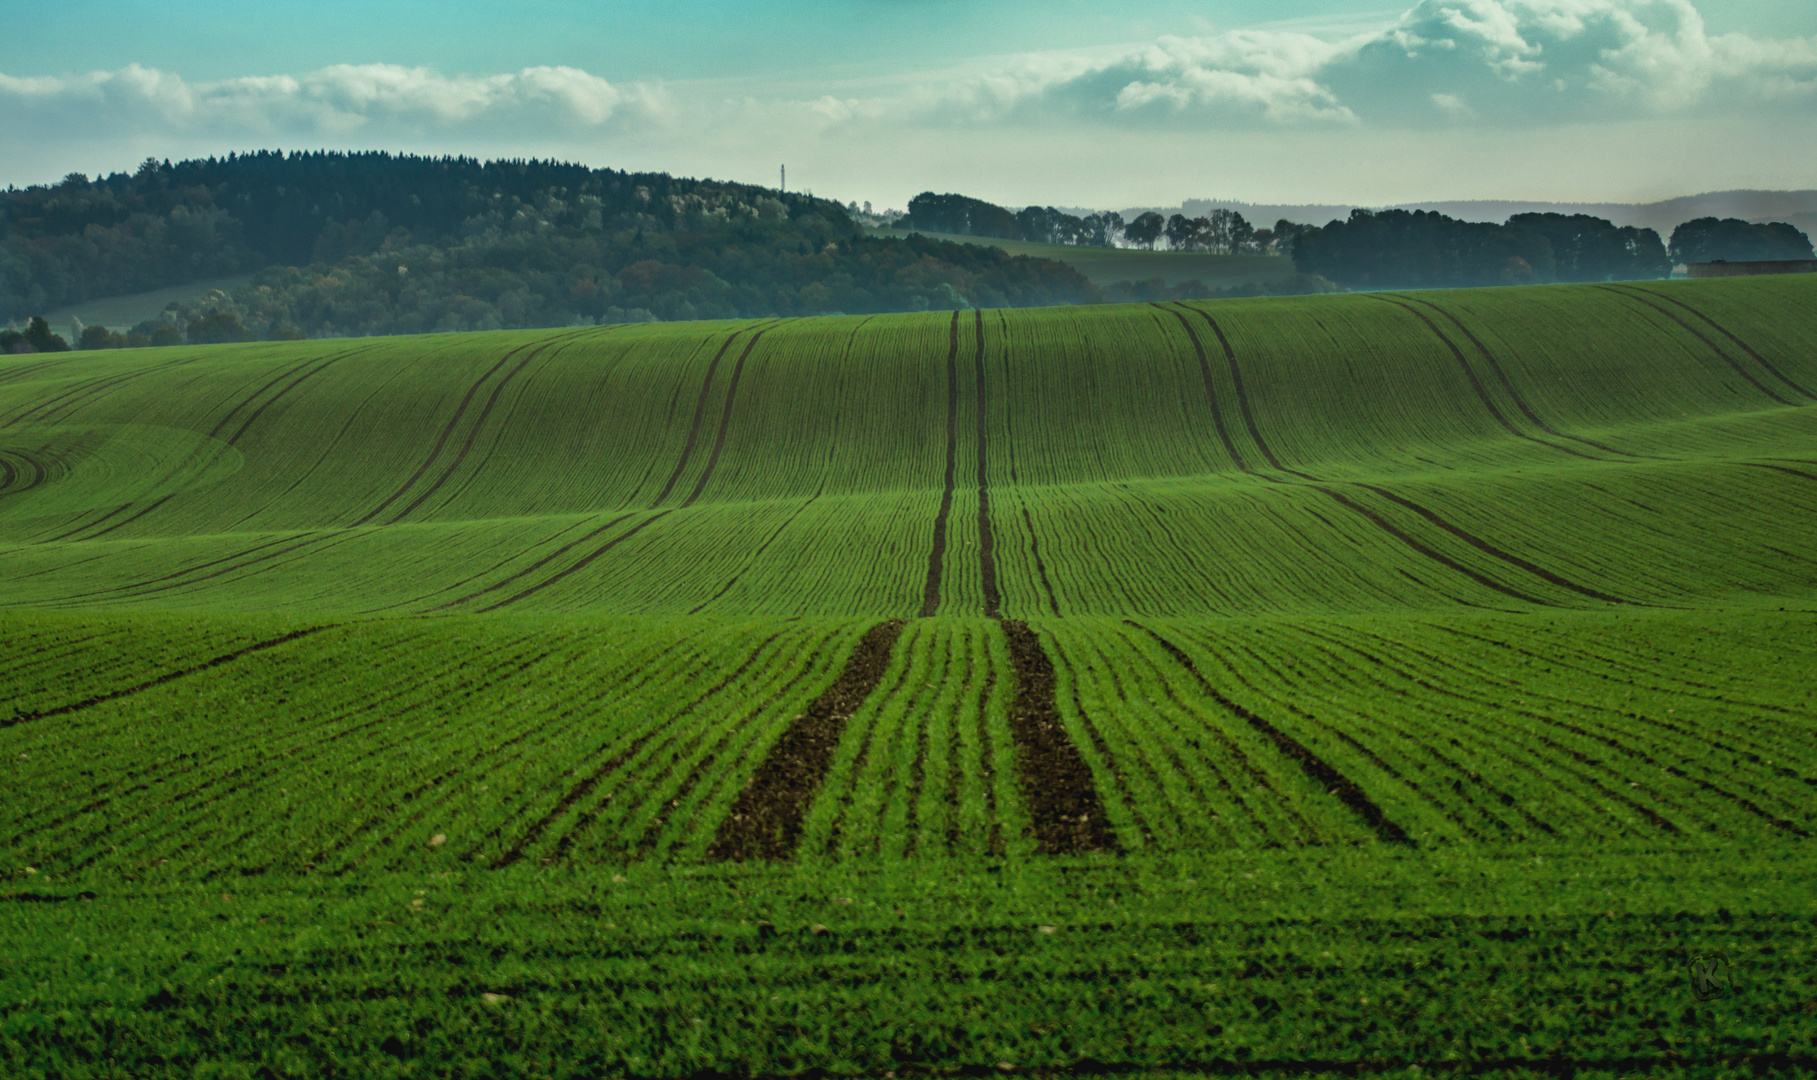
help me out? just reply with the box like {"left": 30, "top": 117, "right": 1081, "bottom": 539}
{"left": 2, "top": 277, "right": 1815, "bottom": 1077}
{"left": 876, "top": 226, "right": 1292, "bottom": 288}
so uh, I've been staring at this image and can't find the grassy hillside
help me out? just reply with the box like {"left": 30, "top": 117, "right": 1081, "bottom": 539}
{"left": 877, "top": 225, "right": 1293, "bottom": 287}
{"left": 2, "top": 276, "right": 1815, "bottom": 1076}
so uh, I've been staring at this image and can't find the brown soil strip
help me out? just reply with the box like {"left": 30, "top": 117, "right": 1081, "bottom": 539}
{"left": 1398, "top": 294, "right": 1662, "bottom": 459}
{"left": 995, "top": 309, "right": 1060, "bottom": 615}
{"left": 1368, "top": 295, "right": 1604, "bottom": 461}
{"left": 1152, "top": 303, "right": 1252, "bottom": 473}
{"left": 651, "top": 327, "right": 752, "bottom": 508}
{"left": 487, "top": 634, "right": 775, "bottom": 868}
{"left": 1127, "top": 620, "right": 1413, "bottom": 844}
{"left": 1175, "top": 304, "right": 1321, "bottom": 479}
{"left": 919, "top": 312, "right": 961, "bottom": 617}
{"left": 1049, "top": 640, "right": 1155, "bottom": 848}
{"left": 679, "top": 330, "right": 768, "bottom": 508}
{"left": 1350, "top": 483, "right": 1630, "bottom": 603}
{"left": 1616, "top": 284, "right": 1815, "bottom": 400}
{"left": 476, "top": 510, "right": 672, "bottom": 613}
{"left": 2, "top": 625, "right": 335, "bottom": 728}
{"left": 707, "top": 619, "right": 907, "bottom": 861}
{"left": 1001, "top": 619, "right": 1121, "bottom": 854}
{"left": 1593, "top": 285, "right": 1796, "bottom": 406}
{"left": 973, "top": 309, "right": 1001, "bottom": 617}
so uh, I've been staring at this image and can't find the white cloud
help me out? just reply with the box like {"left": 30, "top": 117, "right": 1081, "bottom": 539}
{"left": 837, "top": 0, "right": 1817, "bottom": 130}
{"left": 0, "top": 63, "right": 666, "bottom": 141}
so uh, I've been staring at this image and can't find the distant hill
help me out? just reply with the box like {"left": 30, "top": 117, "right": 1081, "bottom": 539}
{"left": 1112, "top": 190, "right": 1817, "bottom": 238}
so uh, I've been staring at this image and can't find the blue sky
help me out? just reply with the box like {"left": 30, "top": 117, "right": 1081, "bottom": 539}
{"left": 4, "top": 0, "right": 1814, "bottom": 208}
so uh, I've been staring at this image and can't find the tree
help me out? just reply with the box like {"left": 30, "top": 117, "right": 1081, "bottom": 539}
{"left": 1507, "top": 213, "right": 1669, "bottom": 281}
{"left": 187, "top": 312, "right": 256, "bottom": 345}
{"left": 1164, "top": 214, "right": 1197, "bottom": 252}
{"left": 1668, "top": 217, "right": 1815, "bottom": 265}
{"left": 25, "top": 317, "right": 70, "bottom": 352}
{"left": 1125, "top": 212, "right": 1164, "bottom": 249}
{"left": 79, "top": 324, "right": 126, "bottom": 350}
{"left": 1292, "top": 209, "right": 1557, "bottom": 290}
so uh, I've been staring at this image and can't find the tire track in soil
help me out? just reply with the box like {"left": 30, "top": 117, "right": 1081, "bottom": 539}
{"left": 381, "top": 336, "right": 571, "bottom": 525}
{"left": 996, "top": 310, "right": 1060, "bottom": 616}
{"left": 1396, "top": 293, "right": 1667, "bottom": 459}
{"left": 1127, "top": 620, "right": 1414, "bottom": 845}
{"left": 687, "top": 491, "right": 823, "bottom": 615}
{"left": 706, "top": 619, "right": 907, "bottom": 861}
{"left": 1153, "top": 303, "right": 1252, "bottom": 473}
{"left": 1349, "top": 627, "right": 1812, "bottom": 835}
{"left": 1164, "top": 301, "right": 1609, "bottom": 606}
{"left": 1317, "top": 627, "right": 1687, "bottom": 835}
{"left": 0, "top": 625, "right": 336, "bottom": 728}
{"left": 626, "top": 638, "right": 840, "bottom": 861}
{"left": 1094, "top": 631, "right": 1269, "bottom": 846}
{"left": 1593, "top": 285, "right": 1797, "bottom": 406}
{"left": 352, "top": 333, "right": 577, "bottom": 528}
{"left": 680, "top": 329, "right": 769, "bottom": 509}
{"left": 1614, "top": 283, "right": 1816, "bottom": 401}
{"left": 1001, "top": 620, "right": 1121, "bottom": 854}
{"left": 920, "top": 312, "right": 961, "bottom": 617}
{"left": 651, "top": 325, "right": 766, "bottom": 509}
{"left": 474, "top": 510, "right": 672, "bottom": 613}
{"left": 58, "top": 346, "right": 374, "bottom": 544}
{"left": 1048, "top": 638, "right": 1156, "bottom": 849}
{"left": 486, "top": 633, "right": 771, "bottom": 869}
{"left": 973, "top": 309, "right": 1001, "bottom": 617}
{"left": 1369, "top": 295, "right": 1610, "bottom": 462}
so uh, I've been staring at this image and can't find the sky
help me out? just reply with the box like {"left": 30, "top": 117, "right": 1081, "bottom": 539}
{"left": 2, "top": 0, "right": 1814, "bottom": 210}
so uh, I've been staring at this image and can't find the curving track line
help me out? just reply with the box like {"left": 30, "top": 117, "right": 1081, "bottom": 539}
{"left": 679, "top": 328, "right": 770, "bottom": 508}
{"left": 1613, "top": 283, "right": 1815, "bottom": 401}
{"left": 973, "top": 308, "right": 1001, "bottom": 618}
{"left": 1593, "top": 285, "right": 1797, "bottom": 407}
{"left": 1394, "top": 293, "right": 1664, "bottom": 459}
{"left": 1367, "top": 295, "right": 1606, "bottom": 462}
{"left": 1164, "top": 302, "right": 1626, "bottom": 606}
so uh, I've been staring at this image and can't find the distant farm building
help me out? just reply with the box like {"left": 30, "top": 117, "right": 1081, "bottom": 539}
{"left": 1687, "top": 260, "right": 1817, "bottom": 278}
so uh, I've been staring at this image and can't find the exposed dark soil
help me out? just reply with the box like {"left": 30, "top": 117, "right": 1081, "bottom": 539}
{"left": 1127, "top": 621, "right": 1413, "bottom": 845}
{"left": 707, "top": 619, "right": 907, "bottom": 861}
{"left": 1000, "top": 619, "right": 1120, "bottom": 855}
{"left": 919, "top": 313, "right": 960, "bottom": 617}
{"left": 974, "top": 310, "right": 1000, "bottom": 618}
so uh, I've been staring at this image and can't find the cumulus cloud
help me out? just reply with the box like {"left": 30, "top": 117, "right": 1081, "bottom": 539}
{"left": 0, "top": 62, "right": 666, "bottom": 141}
{"left": 850, "top": 0, "right": 1817, "bottom": 129}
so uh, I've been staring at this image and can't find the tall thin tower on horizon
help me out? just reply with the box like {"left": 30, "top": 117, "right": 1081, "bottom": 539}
{"left": 780, "top": 164, "right": 785, "bottom": 194}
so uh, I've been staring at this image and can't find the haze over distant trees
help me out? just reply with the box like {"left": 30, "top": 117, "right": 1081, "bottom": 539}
{"left": 1667, "top": 217, "right": 1816, "bottom": 264}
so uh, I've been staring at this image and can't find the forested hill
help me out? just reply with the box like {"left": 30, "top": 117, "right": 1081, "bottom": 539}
{"left": 0, "top": 152, "right": 1094, "bottom": 336}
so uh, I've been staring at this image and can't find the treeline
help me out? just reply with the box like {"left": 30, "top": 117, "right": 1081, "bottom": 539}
{"left": 1290, "top": 209, "right": 1815, "bottom": 290}
{"left": 1, "top": 152, "right": 1096, "bottom": 336}
{"left": 896, "top": 192, "right": 1298, "bottom": 256}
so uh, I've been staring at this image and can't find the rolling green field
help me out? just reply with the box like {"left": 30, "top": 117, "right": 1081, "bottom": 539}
{"left": 3, "top": 277, "right": 1815, "bottom": 1077}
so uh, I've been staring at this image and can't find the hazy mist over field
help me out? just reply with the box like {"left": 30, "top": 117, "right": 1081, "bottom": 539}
{"left": 3, "top": 0, "right": 1814, "bottom": 208}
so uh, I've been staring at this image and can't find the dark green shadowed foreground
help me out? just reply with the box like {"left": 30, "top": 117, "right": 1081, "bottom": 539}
{"left": 3, "top": 277, "right": 1815, "bottom": 1077}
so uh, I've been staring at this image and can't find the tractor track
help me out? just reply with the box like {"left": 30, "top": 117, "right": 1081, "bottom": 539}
{"left": 919, "top": 312, "right": 961, "bottom": 617}
{"left": 1614, "top": 283, "right": 1815, "bottom": 400}
{"left": 1127, "top": 620, "right": 1413, "bottom": 845}
{"left": 707, "top": 620, "right": 907, "bottom": 862}
{"left": 1594, "top": 284, "right": 1797, "bottom": 406}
